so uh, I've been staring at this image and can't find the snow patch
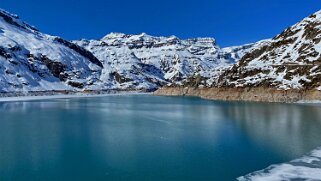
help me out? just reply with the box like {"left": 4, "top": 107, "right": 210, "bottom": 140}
{"left": 238, "top": 147, "right": 321, "bottom": 181}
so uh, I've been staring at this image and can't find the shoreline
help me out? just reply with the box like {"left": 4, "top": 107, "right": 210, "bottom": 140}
{"left": 0, "top": 90, "right": 150, "bottom": 102}
{"left": 153, "top": 87, "right": 321, "bottom": 103}
{"left": 2, "top": 87, "right": 321, "bottom": 103}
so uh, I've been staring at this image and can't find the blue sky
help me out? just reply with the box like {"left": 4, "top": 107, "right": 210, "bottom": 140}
{"left": 2, "top": 0, "right": 321, "bottom": 47}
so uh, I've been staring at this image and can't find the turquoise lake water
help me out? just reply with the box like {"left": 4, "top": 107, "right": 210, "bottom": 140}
{"left": 0, "top": 95, "right": 321, "bottom": 180}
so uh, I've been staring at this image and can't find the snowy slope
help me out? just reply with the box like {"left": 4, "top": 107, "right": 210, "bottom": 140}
{"left": 0, "top": 9, "right": 103, "bottom": 92}
{"left": 74, "top": 33, "right": 254, "bottom": 89}
{"left": 218, "top": 10, "right": 321, "bottom": 90}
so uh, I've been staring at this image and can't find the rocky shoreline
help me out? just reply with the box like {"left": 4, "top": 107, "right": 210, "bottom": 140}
{"left": 153, "top": 87, "right": 321, "bottom": 103}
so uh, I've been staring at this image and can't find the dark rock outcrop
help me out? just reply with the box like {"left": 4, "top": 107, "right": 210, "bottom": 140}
{"left": 41, "top": 55, "right": 66, "bottom": 80}
{"left": 54, "top": 37, "right": 103, "bottom": 68}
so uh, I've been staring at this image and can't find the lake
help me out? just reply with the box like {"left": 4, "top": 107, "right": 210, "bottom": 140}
{"left": 0, "top": 95, "right": 321, "bottom": 180}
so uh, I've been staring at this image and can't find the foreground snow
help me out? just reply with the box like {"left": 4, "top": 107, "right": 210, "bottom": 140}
{"left": 238, "top": 147, "right": 321, "bottom": 181}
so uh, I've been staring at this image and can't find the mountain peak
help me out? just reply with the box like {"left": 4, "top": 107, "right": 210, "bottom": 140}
{"left": 0, "top": 8, "right": 38, "bottom": 32}
{"left": 102, "top": 32, "right": 129, "bottom": 40}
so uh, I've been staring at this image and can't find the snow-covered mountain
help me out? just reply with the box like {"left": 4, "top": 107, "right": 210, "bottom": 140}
{"left": 0, "top": 8, "right": 266, "bottom": 93}
{"left": 0, "top": 9, "right": 103, "bottom": 92}
{"left": 217, "top": 10, "right": 321, "bottom": 90}
{"left": 74, "top": 33, "right": 255, "bottom": 90}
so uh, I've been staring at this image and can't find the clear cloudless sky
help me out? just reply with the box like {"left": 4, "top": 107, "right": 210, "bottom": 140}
{"left": 2, "top": 0, "right": 321, "bottom": 47}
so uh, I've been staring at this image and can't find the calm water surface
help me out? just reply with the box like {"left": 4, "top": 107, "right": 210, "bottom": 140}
{"left": 0, "top": 95, "right": 321, "bottom": 180}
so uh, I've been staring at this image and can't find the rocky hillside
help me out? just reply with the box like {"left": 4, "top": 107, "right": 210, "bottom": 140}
{"left": 217, "top": 10, "right": 321, "bottom": 90}
{"left": 0, "top": 9, "right": 103, "bottom": 92}
{"left": 74, "top": 33, "right": 254, "bottom": 90}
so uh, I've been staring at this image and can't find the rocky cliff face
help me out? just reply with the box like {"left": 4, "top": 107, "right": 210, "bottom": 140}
{"left": 74, "top": 33, "right": 255, "bottom": 90}
{"left": 0, "top": 9, "right": 103, "bottom": 92}
{"left": 218, "top": 10, "right": 321, "bottom": 90}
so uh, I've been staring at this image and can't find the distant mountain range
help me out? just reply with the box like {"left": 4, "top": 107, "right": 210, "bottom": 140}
{"left": 1, "top": 8, "right": 321, "bottom": 101}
